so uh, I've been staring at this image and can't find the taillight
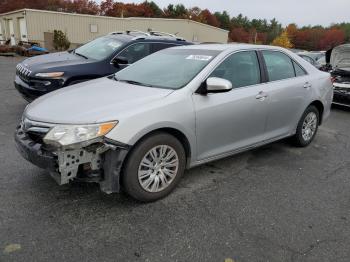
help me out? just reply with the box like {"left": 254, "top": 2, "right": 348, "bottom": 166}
{"left": 330, "top": 76, "right": 336, "bottom": 83}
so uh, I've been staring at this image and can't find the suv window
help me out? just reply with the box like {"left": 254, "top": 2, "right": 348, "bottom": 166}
{"left": 262, "top": 51, "right": 295, "bottom": 81}
{"left": 118, "top": 43, "right": 151, "bottom": 64}
{"left": 293, "top": 61, "right": 307, "bottom": 77}
{"left": 209, "top": 51, "right": 261, "bottom": 88}
{"left": 152, "top": 43, "right": 178, "bottom": 53}
{"left": 74, "top": 36, "right": 123, "bottom": 60}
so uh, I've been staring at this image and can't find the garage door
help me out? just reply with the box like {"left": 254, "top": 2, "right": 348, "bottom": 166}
{"left": 0, "top": 22, "right": 4, "bottom": 44}
{"left": 19, "top": 18, "right": 28, "bottom": 42}
{"left": 8, "top": 19, "right": 15, "bottom": 45}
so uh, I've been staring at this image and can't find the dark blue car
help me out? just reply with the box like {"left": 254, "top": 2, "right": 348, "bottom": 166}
{"left": 14, "top": 31, "right": 192, "bottom": 101}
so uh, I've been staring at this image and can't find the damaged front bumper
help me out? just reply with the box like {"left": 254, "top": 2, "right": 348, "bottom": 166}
{"left": 14, "top": 122, "right": 130, "bottom": 194}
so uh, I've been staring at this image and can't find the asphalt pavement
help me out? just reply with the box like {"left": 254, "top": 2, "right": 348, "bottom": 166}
{"left": 0, "top": 56, "right": 350, "bottom": 262}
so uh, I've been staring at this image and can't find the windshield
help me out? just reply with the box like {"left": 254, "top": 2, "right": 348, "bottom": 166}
{"left": 74, "top": 36, "right": 123, "bottom": 60}
{"left": 114, "top": 49, "right": 219, "bottom": 89}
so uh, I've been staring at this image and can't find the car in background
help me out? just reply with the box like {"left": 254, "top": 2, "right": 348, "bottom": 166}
{"left": 306, "top": 51, "right": 325, "bottom": 62}
{"left": 298, "top": 54, "right": 320, "bottom": 68}
{"left": 298, "top": 52, "right": 325, "bottom": 69}
{"left": 328, "top": 44, "right": 350, "bottom": 107}
{"left": 15, "top": 44, "right": 333, "bottom": 202}
{"left": 14, "top": 31, "right": 192, "bottom": 101}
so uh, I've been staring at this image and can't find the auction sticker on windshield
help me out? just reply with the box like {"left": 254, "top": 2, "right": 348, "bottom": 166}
{"left": 186, "top": 55, "right": 213, "bottom": 61}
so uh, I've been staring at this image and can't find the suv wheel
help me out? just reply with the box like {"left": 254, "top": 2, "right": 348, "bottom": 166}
{"left": 293, "top": 105, "right": 319, "bottom": 147}
{"left": 122, "top": 133, "right": 186, "bottom": 202}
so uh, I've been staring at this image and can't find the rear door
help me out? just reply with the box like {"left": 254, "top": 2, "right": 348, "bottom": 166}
{"left": 260, "top": 50, "right": 312, "bottom": 139}
{"left": 193, "top": 50, "right": 269, "bottom": 161}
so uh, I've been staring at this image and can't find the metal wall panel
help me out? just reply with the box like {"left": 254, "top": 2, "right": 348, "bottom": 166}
{"left": 1, "top": 9, "right": 228, "bottom": 48}
{"left": 0, "top": 10, "right": 26, "bottom": 43}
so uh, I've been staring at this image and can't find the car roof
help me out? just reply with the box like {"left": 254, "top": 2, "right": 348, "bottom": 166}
{"left": 172, "top": 43, "right": 289, "bottom": 52}
{"left": 107, "top": 33, "right": 190, "bottom": 43}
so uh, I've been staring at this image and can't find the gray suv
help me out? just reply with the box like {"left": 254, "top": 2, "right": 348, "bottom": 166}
{"left": 15, "top": 44, "right": 333, "bottom": 202}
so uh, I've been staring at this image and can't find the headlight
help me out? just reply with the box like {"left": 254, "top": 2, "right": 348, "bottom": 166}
{"left": 43, "top": 121, "right": 117, "bottom": 147}
{"left": 35, "top": 72, "right": 64, "bottom": 78}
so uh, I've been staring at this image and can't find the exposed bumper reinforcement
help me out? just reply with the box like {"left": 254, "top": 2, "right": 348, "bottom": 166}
{"left": 15, "top": 122, "right": 130, "bottom": 194}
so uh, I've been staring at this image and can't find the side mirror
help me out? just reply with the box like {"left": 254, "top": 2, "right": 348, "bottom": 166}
{"left": 206, "top": 77, "right": 232, "bottom": 93}
{"left": 112, "top": 56, "right": 129, "bottom": 66}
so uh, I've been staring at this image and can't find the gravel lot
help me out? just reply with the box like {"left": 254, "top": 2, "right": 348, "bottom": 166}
{"left": 0, "top": 56, "right": 350, "bottom": 262}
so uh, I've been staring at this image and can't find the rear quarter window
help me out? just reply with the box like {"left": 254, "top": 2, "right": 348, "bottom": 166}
{"left": 293, "top": 61, "right": 307, "bottom": 77}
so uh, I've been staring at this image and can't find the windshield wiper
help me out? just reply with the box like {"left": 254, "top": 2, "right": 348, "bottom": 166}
{"left": 116, "top": 78, "right": 154, "bottom": 87}
{"left": 74, "top": 51, "right": 88, "bottom": 59}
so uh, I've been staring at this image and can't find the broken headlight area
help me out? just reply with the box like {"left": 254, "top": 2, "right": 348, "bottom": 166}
{"left": 15, "top": 119, "right": 129, "bottom": 194}
{"left": 43, "top": 122, "right": 118, "bottom": 148}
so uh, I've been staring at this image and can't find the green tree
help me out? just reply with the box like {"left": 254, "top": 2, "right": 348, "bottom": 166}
{"left": 214, "top": 11, "right": 231, "bottom": 30}
{"left": 143, "top": 1, "right": 162, "bottom": 17}
{"left": 267, "top": 18, "right": 282, "bottom": 43}
{"left": 53, "top": 30, "right": 70, "bottom": 51}
{"left": 164, "top": 4, "right": 187, "bottom": 18}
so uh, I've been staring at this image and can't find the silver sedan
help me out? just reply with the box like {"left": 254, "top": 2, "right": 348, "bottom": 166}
{"left": 16, "top": 44, "right": 333, "bottom": 202}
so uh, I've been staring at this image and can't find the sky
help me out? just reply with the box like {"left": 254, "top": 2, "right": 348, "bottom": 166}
{"left": 100, "top": 0, "right": 350, "bottom": 27}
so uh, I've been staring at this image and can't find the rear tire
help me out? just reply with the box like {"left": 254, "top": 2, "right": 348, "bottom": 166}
{"left": 292, "top": 105, "right": 319, "bottom": 147}
{"left": 122, "top": 132, "right": 186, "bottom": 202}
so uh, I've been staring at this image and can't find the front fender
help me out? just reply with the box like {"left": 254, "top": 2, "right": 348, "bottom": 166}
{"left": 105, "top": 93, "right": 197, "bottom": 165}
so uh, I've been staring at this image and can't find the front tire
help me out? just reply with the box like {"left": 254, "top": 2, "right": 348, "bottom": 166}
{"left": 292, "top": 105, "right": 319, "bottom": 147}
{"left": 122, "top": 133, "right": 186, "bottom": 202}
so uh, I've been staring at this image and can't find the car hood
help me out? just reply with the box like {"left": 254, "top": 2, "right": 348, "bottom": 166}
{"left": 330, "top": 44, "right": 350, "bottom": 70}
{"left": 22, "top": 51, "right": 93, "bottom": 71}
{"left": 25, "top": 77, "right": 174, "bottom": 124}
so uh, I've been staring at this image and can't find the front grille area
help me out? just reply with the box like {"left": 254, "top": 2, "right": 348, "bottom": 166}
{"left": 16, "top": 64, "right": 32, "bottom": 82}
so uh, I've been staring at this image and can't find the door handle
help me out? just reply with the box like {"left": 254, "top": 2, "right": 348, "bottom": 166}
{"left": 303, "top": 82, "right": 312, "bottom": 89}
{"left": 256, "top": 91, "right": 268, "bottom": 101}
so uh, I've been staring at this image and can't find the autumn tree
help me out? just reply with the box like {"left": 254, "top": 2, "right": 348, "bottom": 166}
{"left": 286, "top": 23, "right": 298, "bottom": 46}
{"left": 65, "top": 0, "right": 99, "bottom": 15}
{"left": 271, "top": 31, "right": 293, "bottom": 48}
{"left": 318, "top": 28, "right": 345, "bottom": 50}
{"left": 229, "top": 27, "right": 250, "bottom": 43}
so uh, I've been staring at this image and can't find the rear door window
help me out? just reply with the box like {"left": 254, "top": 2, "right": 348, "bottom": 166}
{"left": 262, "top": 51, "right": 295, "bottom": 81}
{"left": 209, "top": 51, "right": 261, "bottom": 89}
{"left": 118, "top": 43, "right": 151, "bottom": 64}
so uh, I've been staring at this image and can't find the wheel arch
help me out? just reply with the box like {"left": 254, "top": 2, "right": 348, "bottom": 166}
{"left": 309, "top": 100, "right": 324, "bottom": 125}
{"left": 122, "top": 125, "right": 195, "bottom": 168}
{"left": 130, "top": 127, "right": 192, "bottom": 167}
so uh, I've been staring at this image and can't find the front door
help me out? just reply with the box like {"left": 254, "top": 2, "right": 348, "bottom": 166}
{"left": 193, "top": 51, "right": 269, "bottom": 161}
{"left": 111, "top": 42, "right": 152, "bottom": 72}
